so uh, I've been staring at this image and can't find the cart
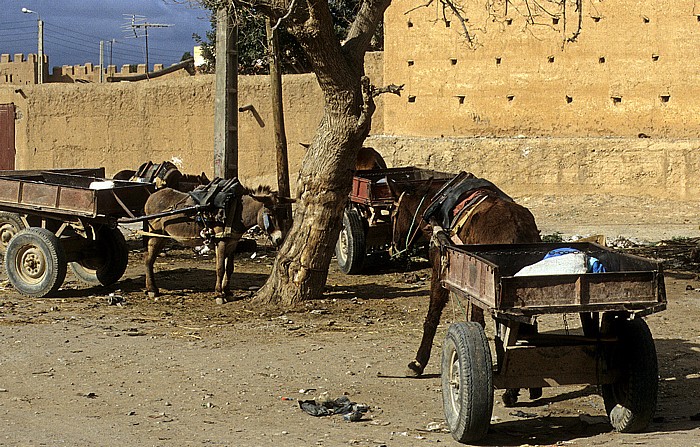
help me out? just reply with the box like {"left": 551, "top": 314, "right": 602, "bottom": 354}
{"left": 0, "top": 168, "right": 154, "bottom": 297}
{"left": 436, "top": 240, "right": 666, "bottom": 443}
{"left": 335, "top": 167, "right": 454, "bottom": 274}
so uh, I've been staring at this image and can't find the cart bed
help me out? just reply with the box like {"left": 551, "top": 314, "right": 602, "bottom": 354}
{"left": 349, "top": 167, "right": 454, "bottom": 206}
{"left": 442, "top": 242, "right": 666, "bottom": 318}
{"left": 0, "top": 168, "right": 153, "bottom": 220}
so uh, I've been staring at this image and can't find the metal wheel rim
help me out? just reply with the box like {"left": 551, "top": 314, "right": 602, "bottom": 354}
{"left": 0, "top": 222, "right": 19, "bottom": 246}
{"left": 447, "top": 349, "right": 462, "bottom": 416}
{"left": 15, "top": 244, "right": 47, "bottom": 285}
{"left": 337, "top": 228, "right": 349, "bottom": 263}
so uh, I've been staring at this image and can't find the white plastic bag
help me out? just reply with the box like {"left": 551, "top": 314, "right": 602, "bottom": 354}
{"left": 514, "top": 252, "right": 588, "bottom": 276}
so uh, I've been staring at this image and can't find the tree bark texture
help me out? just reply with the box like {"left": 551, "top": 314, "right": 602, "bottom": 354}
{"left": 249, "top": 0, "right": 392, "bottom": 306}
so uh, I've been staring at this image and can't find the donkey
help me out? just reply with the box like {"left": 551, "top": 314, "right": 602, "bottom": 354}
{"left": 389, "top": 173, "right": 541, "bottom": 404}
{"left": 113, "top": 161, "right": 210, "bottom": 193}
{"left": 300, "top": 143, "right": 388, "bottom": 171}
{"left": 143, "top": 184, "right": 293, "bottom": 298}
{"left": 355, "top": 147, "right": 388, "bottom": 171}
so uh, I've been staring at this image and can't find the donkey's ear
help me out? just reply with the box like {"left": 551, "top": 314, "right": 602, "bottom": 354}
{"left": 250, "top": 194, "right": 272, "bottom": 203}
{"left": 386, "top": 178, "right": 404, "bottom": 199}
{"left": 278, "top": 196, "right": 296, "bottom": 204}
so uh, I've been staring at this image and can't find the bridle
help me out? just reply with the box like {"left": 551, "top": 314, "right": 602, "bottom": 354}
{"left": 390, "top": 191, "right": 430, "bottom": 259}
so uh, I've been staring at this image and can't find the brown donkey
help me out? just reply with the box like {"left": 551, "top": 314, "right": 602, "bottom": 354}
{"left": 143, "top": 183, "right": 293, "bottom": 298}
{"left": 389, "top": 173, "right": 541, "bottom": 402}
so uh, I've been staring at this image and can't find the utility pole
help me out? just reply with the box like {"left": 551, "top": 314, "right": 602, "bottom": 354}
{"left": 213, "top": 7, "right": 238, "bottom": 179}
{"left": 99, "top": 40, "right": 104, "bottom": 83}
{"left": 21, "top": 8, "right": 43, "bottom": 84}
{"left": 266, "top": 18, "right": 291, "bottom": 222}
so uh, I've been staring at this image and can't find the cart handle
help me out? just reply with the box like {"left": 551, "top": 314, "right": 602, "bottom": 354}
{"left": 117, "top": 204, "right": 204, "bottom": 223}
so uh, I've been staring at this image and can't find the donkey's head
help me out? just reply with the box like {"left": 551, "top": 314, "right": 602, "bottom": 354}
{"left": 388, "top": 179, "right": 439, "bottom": 258}
{"left": 245, "top": 186, "right": 295, "bottom": 247}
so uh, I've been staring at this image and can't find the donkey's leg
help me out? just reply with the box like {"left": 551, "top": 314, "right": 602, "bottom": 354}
{"left": 214, "top": 240, "right": 227, "bottom": 296}
{"left": 221, "top": 241, "right": 238, "bottom": 296}
{"left": 145, "top": 237, "right": 166, "bottom": 296}
{"left": 407, "top": 247, "right": 449, "bottom": 377}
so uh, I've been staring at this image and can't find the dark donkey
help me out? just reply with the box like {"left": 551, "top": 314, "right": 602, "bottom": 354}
{"left": 143, "top": 179, "right": 293, "bottom": 299}
{"left": 113, "top": 160, "right": 210, "bottom": 193}
{"left": 389, "top": 172, "right": 541, "bottom": 403}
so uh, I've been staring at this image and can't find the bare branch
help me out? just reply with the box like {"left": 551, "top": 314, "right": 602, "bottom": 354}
{"left": 372, "top": 83, "right": 405, "bottom": 98}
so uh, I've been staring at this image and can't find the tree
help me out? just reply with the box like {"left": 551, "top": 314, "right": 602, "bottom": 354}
{"left": 205, "top": 0, "right": 390, "bottom": 306}
{"left": 195, "top": 0, "right": 382, "bottom": 74}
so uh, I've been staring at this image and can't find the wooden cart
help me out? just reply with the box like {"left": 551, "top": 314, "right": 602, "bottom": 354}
{"left": 0, "top": 168, "right": 153, "bottom": 297}
{"left": 335, "top": 167, "right": 454, "bottom": 273}
{"left": 436, "top": 241, "right": 666, "bottom": 443}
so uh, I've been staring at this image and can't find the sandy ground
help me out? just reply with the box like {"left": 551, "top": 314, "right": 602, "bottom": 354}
{"left": 1, "top": 194, "right": 700, "bottom": 447}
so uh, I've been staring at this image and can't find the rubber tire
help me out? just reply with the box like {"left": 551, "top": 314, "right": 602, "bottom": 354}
{"left": 335, "top": 208, "right": 366, "bottom": 274}
{"left": 0, "top": 212, "right": 26, "bottom": 256}
{"left": 5, "top": 227, "right": 67, "bottom": 298}
{"left": 601, "top": 317, "right": 658, "bottom": 433}
{"left": 442, "top": 322, "right": 494, "bottom": 443}
{"left": 69, "top": 227, "right": 129, "bottom": 286}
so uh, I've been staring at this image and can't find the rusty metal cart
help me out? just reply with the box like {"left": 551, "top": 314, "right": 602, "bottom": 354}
{"left": 336, "top": 167, "right": 454, "bottom": 274}
{"left": 0, "top": 168, "right": 153, "bottom": 297}
{"left": 436, "top": 240, "right": 666, "bottom": 443}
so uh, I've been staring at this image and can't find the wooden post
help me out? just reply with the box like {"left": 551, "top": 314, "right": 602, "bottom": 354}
{"left": 266, "top": 19, "right": 292, "bottom": 222}
{"left": 214, "top": 8, "right": 238, "bottom": 179}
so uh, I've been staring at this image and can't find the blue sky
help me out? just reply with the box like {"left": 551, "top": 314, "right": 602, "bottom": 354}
{"left": 0, "top": 0, "right": 212, "bottom": 70}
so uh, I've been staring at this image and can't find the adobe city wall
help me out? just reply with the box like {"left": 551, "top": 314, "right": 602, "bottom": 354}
{"left": 383, "top": 0, "right": 700, "bottom": 139}
{"left": 1, "top": 48, "right": 700, "bottom": 201}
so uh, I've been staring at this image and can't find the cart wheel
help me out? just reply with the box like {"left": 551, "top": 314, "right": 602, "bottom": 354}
{"left": 442, "top": 322, "right": 494, "bottom": 443}
{"left": 5, "top": 227, "right": 67, "bottom": 298}
{"left": 69, "top": 227, "right": 129, "bottom": 287}
{"left": 601, "top": 316, "right": 658, "bottom": 433}
{"left": 335, "top": 208, "right": 366, "bottom": 274}
{"left": 0, "top": 212, "right": 26, "bottom": 256}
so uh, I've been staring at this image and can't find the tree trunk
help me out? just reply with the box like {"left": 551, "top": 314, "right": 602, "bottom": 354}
{"left": 256, "top": 101, "right": 365, "bottom": 306}
{"left": 251, "top": 0, "right": 390, "bottom": 306}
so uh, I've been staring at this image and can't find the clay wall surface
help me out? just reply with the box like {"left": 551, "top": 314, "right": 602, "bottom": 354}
{"left": 0, "top": 53, "right": 185, "bottom": 84}
{"left": 382, "top": 0, "right": 700, "bottom": 138}
{"left": 0, "top": 54, "right": 46, "bottom": 85}
{"left": 2, "top": 46, "right": 700, "bottom": 202}
{"left": 366, "top": 135, "right": 700, "bottom": 200}
{"left": 1, "top": 73, "right": 327, "bottom": 189}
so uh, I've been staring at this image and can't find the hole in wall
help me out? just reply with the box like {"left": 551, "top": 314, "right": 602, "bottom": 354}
{"left": 495, "top": 57, "right": 502, "bottom": 65}
{"left": 566, "top": 95, "right": 573, "bottom": 103}
{"left": 643, "top": 16, "right": 650, "bottom": 23}
{"left": 408, "top": 95, "right": 416, "bottom": 103}
{"left": 456, "top": 95, "right": 465, "bottom": 104}
{"left": 445, "top": 20, "right": 451, "bottom": 27}
{"left": 611, "top": 96, "right": 622, "bottom": 104}
{"left": 407, "top": 60, "right": 414, "bottom": 66}
{"left": 592, "top": 16, "right": 601, "bottom": 22}
{"left": 450, "top": 58, "right": 458, "bottom": 65}
{"left": 507, "top": 94, "right": 515, "bottom": 101}
{"left": 548, "top": 55, "right": 555, "bottom": 63}
{"left": 506, "top": 18, "right": 513, "bottom": 25}
{"left": 407, "top": 20, "right": 413, "bottom": 28}
{"left": 697, "top": 15, "right": 700, "bottom": 22}
{"left": 660, "top": 94, "right": 670, "bottom": 103}
{"left": 651, "top": 54, "right": 659, "bottom": 61}
{"left": 552, "top": 17, "right": 560, "bottom": 25}
{"left": 599, "top": 56, "right": 606, "bottom": 63}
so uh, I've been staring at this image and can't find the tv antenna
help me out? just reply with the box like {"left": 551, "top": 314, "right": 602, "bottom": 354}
{"left": 122, "top": 14, "right": 172, "bottom": 74}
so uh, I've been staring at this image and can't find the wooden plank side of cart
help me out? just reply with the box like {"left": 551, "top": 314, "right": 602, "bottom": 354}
{"left": 441, "top": 242, "right": 667, "bottom": 318}
{"left": 0, "top": 169, "right": 152, "bottom": 220}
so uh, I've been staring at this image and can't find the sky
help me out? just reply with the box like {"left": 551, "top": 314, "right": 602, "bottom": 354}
{"left": 0, "top": 0, "right": 212, "bottom": 70}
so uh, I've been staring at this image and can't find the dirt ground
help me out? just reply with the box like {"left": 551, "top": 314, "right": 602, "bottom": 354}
{"left": 1, "top": 194, "right": 700, "bottom": 447}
